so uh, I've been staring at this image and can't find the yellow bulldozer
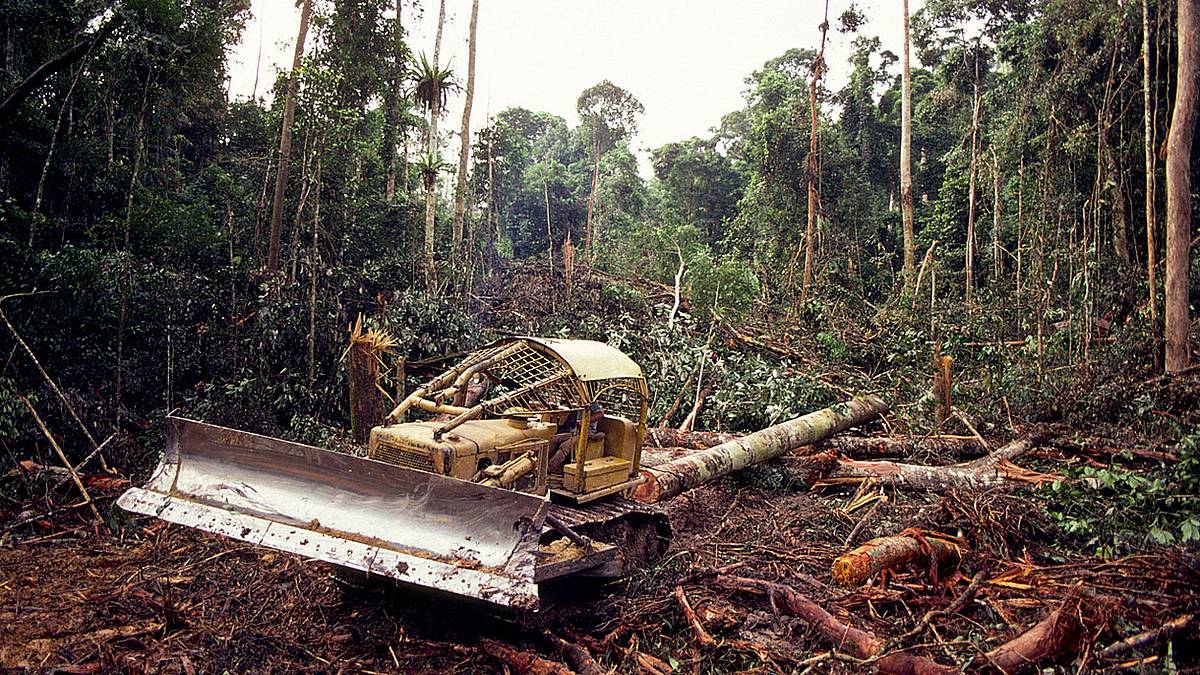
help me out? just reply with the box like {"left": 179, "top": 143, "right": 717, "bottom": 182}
{"left": 118, "top": 337, "right": 670, "bottom": 610}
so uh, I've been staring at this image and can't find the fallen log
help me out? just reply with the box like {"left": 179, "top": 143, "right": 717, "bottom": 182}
{"left": 632, "top": 395, "right": 889, "bottom": 503}
{"left": 1099, "top": 613, "right": 1194, "bottom": 660}
{"left": 478, "top": 638, "right": 572, "bottom": 675}
{"left": 645, "top": 428, "right": 985, "bottom": 459}
{"left": 710, "top": 575, "right": 955, "bottom": 675}
{"left": 832, "top": 529, "right": 963, "bottom": 587}
{"left": 821, "top": 430, "right": 1057, "bottom": 493}
{"left": 974, "top": 588, "right": 1092, "bottom": 673}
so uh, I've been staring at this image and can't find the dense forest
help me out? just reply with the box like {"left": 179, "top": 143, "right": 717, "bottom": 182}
{"left": 1, "top": 0, "right": 1198, "bottom": 672}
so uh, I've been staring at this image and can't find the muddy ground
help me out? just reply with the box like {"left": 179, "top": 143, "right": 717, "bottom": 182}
{"left": 2, "top": 447, "right": 1198, "bottom": 674}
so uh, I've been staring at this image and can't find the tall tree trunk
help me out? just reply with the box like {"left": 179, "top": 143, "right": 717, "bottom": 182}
{"left": 965, "top": 74, "right": 981, "bottom": 303}
{"left": 799, "top": 0, "right": 831, "bottom": 306}
{"left": 115, "top": 83, "right": 149, "bottom": 425}
{"left": 585, "top": 130, "right": 599, "bottom": 260}
{"left": 452, "top": 0, "right": 479, "bottom": 256}
{"left": 423, "top": 0, "right": 446, "bottom": 289}
{"left": 991, "top": 147, "right": 1002, "bottom": 280}
{"left": 1165, "top": 0, "right": 1197, "bottom": 373}
{"left": 1143, "top": 0, "right": 1159, "bottom": 327}
{"left": 544, "top": 178, "right": 554, "bottom": 268}
{"left": 900, "top": 0, "right": 916, "bottom": 289}
{"left": 266, "top": 0, "right": 313, "bottom": 275}
{"left": 384, "top": 0, "right": 403, "bottom": 204}
{"left": 307, "top": 153, "right": 323, "bottom": 386}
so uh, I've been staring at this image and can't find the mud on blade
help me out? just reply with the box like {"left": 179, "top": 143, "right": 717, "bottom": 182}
{"left": 118, "top": 417, "right": 548, "bottom": 609}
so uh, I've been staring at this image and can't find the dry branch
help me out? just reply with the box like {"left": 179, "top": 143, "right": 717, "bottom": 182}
{"left": 478, "top": 638, "right": 572, "bottom": 675}
{"left": 832, "top": 529, "right": 962, "bottom": 587}
{"left": 19, "top": 396, "right": 100, "bottom": 521}
{"left": 710, "top": 575, "right": 956, "bottom": 674}
{"left": 1099, "top": 613, "right": 1194, "bottom": 660}
{"left": 540, "top": 630, "right": 607, "bottom": 675}
{"left": 674, "top": 585, "right": 715, "bottom": 647}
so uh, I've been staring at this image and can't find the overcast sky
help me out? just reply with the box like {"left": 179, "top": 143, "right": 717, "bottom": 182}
{"left": 227, "top": 0, "right": 924, "bottom": 175}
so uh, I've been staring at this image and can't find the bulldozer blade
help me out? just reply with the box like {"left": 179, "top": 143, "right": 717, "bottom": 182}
{"left": 118, "top": 417, "right": 548, "bottom": 609}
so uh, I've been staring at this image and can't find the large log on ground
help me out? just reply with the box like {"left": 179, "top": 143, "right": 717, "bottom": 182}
{"left": 832, "top": 530, "right": 962, "bottom": 587}
{"left": 645, "top": 428, "right": 984, "bottom": 459}
{"left": 973, "top": 589, "right": 1091, "bottom": 673}
{"left": 632, "top": 396, "right": 888, "bottom": 503}
{"left": 823, "top": 430, "right": 1056, "bottom": 493}
{"left": 478, "top": 638, "right": 572, "bottom": 675}
{"left": 711, "top": 575, "right": 955, "bottom": 674}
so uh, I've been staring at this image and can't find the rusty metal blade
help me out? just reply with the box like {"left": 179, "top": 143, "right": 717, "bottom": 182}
{"left": 118, "top": 417, "right": 548, "bottom": 609}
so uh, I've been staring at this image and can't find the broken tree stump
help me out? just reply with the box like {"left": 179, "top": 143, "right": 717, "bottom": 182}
{"left": 710, "top": 575, "right": 955, "bottom": 674}
{"left": 831, "top": 529, "right": 962, "bottom": 587}
{"left": 633, "top": 395, "right": 889, "bottom": 503}
{"left": 347, "top": 316, "right": 395, "bottom": 444}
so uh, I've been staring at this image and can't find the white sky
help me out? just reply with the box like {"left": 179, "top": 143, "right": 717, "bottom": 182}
{"left": 227, "top": 0, "right": 924, "bottom": 176}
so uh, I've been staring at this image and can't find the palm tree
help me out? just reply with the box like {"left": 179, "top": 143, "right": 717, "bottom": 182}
{"left": 411, "top": 52, "right": 456, "bottom": 287}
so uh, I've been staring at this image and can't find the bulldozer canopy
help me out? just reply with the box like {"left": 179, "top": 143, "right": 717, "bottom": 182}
{"left": 515, "top": 337, "right": 642, "bottom": 382}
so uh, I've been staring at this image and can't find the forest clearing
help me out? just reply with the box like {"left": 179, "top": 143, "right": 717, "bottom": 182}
{"left": 1, "top": 0, "right": 1199, "bottom": 672}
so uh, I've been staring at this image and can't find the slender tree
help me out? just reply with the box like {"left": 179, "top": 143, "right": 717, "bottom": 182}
{"left": 421, "top": 0, "right": 447, "bottom": 287}
{"left": 266, "top": 0, "right": 313, "bottom": 275}
{"left": 799, "top": 0, "right": 831, "bottom": 306}
{"left": 900, "top": 0, "right": 916, "bottom": 289}
{"left": 1142, "top": 0, "right": 1159, "bottom": 325}
{"left": 1165, "top": 0, "right": 1197, "bottom": 372}
{"left": 384, "top": 0, "right": 404, "bottom": 204}
{"left": 965, "top": 57, "right": 982, "bottom": 303}
{"left": 451, "top": 0, "right": 479, "bottom": 255}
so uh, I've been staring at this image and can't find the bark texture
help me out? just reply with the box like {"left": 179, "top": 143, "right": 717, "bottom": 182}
{"left": 1164, "top": 0, "right": 1197, "bottom": 373}
{"left": 632, "top": 395, "right": 889, "bottom": 503}
{"left": 478, "top": 638, "right": 570, "bottom": 675}
{"left": 831, "top": 530, "right": 962, "bottom": 587}
{"left": 975, "top": 590, "right": 1090, "bottom": 673}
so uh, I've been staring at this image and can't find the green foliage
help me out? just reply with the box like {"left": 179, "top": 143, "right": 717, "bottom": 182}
{"left": 1046, "top": 429, "right": 1200, "bottom": 555}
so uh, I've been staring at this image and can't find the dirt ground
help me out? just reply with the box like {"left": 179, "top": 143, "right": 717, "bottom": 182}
{"left": 2, "top": 453, "right": 1199, "bottom": 674}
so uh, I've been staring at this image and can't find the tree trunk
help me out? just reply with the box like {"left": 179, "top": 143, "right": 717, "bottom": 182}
{"left": 632, "top": 395, "right": 889, "bottom": 503}
{"left": 348, "top": 317, "right": 386, "bottom": 445}
{"left": 966, "top": 76, "right": 981, "bottom": 302}
{"left": 1164, "top": 0, "right": 1197, "bottom": 373}
{"left": 0, "top": 14, "right": 123, "bottom": 126}
{"left": 451, "top": 0, "right": 479, "bottom": 256}
{"left": 974, "top": 590, "right": 1091, "bottom": 673}
{"left": 585, "top": 133, "right": 599, "bottom": 260}
{"left": 900, "top": 0, "right": 916, "bottom": 289}
{"left": 799, "top": 0, "right": 831, "bottom": 306}
{"left": 423, "top": 0, "right": 446, "bottom": 289}
{"left": 115, "top": 84, "right": 149, "bottom": 425}
{"left": 479, "top": 638, "right": 571, "bottom": 675}
{"left": 644, "top": 428, "right": 987, "bottom": 459}
{"left": 384, "top": 0, "right": 403, "bottom": 204}
{"left": 991, "top": 147, "right": 1002, "bottom": 280}
{"left": 266, "top": 0, "right": 313, "bottom": 275}
{"left": 831, "top": 530, "right": 962, "bottom": 587}
{"left": 306, "top": 153, "right": 322, "bottom": 386}
{"left": 1143, "top": 0, "right": 1159, "bottom": 325}
{"left": 1107, "top": 144, "right": 1131, "bottom": 265}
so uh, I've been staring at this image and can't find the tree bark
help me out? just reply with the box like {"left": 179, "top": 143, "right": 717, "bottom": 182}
{"left": 900, "top": 0, "right": 916, "bottom": 289}
{"left": 632, "top": 395, "right": 889, "bottom": 503}
{"left": 974, "top": 590, "right": 1090, "bottom": 673}
{"left": 266, "top": 0, "right": 313, "bottom": 275}
{"left": 991, "top": 147, "right": 1002, "bottom": 280}
{"left": 585, "top": 131, "right": 599, "bottom": 260}
{"left": 831, "top": 530, "right": 962, "bottom": 587}
{"left": 799, "top": 0, "right": 831, "bottom": 306}
{"left": 451, "top": 0, "right": 479, "bottom": 256}
{"left": 478, "top": 638, "right": 571, "bottom": 675}
{"left": 1143, "top": 0, "right": 1159, "bottom": 325}
{"left": 644, "top": 429, "right": 986, "bottom": 459}
{"left": 1164, "top": 0, "right": 1197, "bottom": 373}
{"left": 384, "top": 0, "right": 403, "bottom": 204}
{"left": 711, "top": 575, "right": 956, "bottom": 675}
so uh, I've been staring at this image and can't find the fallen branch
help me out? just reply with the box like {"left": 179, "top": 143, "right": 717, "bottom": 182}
{"left": 974, "top": 587, "right": 1091, "bottom": 673}
{"left": 478, "top": 638, "right": 572, "bottom": 675}
{"left": 539, "top": 630, "right": 606, "bottom": 675}
{"left": 19, "top": 396, "right": 100, "bottom": 521}
{"left": 710, "top": 575, "right": 955, "bottom": 674}
{"left": 1098, "top": 613, "right": 1194, "bottom": 660}
{"left": 832, "top": 529, "right": 963, "bottom": 587}
{"left": 674, "top": 585, "right": 716, "bottom": 647}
